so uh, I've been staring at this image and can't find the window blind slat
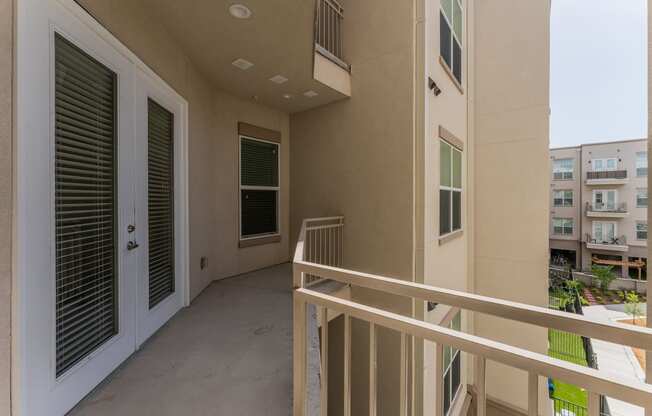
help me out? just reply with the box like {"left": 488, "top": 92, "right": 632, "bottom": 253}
{"left": 55, "top": 33, "right": 118, "bottom": 377}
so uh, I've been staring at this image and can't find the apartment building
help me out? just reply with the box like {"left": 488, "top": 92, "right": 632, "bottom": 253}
{"left": 550, "top": 139, "right": 648, "bottom": 278}
{"left": 2, "top": 1, "right": 652, "bottom": 416}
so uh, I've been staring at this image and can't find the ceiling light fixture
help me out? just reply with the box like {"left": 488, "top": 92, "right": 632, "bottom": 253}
{"left": 229, "top": 4, "right": 252, "bottom": 19}
{"left": 283, "top": 94, "right": 293, "bottom": 99}
{"left": 303, "top": 90, "right": 318, "bottom": 98}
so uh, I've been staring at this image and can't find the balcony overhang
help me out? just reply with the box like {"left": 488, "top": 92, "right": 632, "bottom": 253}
{"left": 98, "top": 0, "right": 351, "bottom": 114}
{"left": 585, "top": 210, "right": 628, "bottom": 218}
{"left": 585, "top": 178, "right": 628, "bottom": 186}
{"left": 585, "top": 242, "right": 629, "bottom": 252}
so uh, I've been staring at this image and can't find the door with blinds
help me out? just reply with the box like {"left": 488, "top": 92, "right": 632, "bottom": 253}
{"left": 17, "top": 3, "right": 187, "bottom": 414}
{"left": 134, "top": 69, "right": 186, "bottom": 347}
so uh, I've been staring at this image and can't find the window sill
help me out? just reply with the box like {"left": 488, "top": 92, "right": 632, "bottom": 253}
{"left": 438, "top": 56, "right": 464, "bottom": 94}
{"left": 438, "top": 229, "right": 463, "bottom": 246}
{"left": 239, "top": 234, "right": 281, "bottom": 248}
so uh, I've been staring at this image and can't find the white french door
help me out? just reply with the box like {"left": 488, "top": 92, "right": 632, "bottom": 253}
{"left": 16, "top": 1, "right": 188, "bottom": 415}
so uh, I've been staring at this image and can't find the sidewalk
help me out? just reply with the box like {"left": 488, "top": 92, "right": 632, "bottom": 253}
{"left": 583, "top": 304, "right": 646, "bottom": 416}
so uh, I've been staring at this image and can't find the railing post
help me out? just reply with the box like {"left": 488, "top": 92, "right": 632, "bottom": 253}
{"left": 475, "top": 356, "right": 486, "bottom": 416}
{"left": 528, "top": 372, "right": 538, "bottom": 416}
{"left": 369, "top": 323, "right": 377, "bottom": 416}
{"left": 400, "top": 333, "right": 408, "bottom": 416}
{"left": 434, "top": 343, "right": 444, "bottom": 416}
{"left": 293, "top": 294, "right": 307, "bottom": 416}
{"left": 320, "top": 307, "right": 329, "bottom": 416}
{"left": 587, "top": 391, "right": 600, "bottom": 416}
{"left": 344, "top": 313, "right": 351, "bottom": 416}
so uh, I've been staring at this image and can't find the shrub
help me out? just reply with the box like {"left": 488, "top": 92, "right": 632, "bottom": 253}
{"left": 625, "top": 292, "right": 643, "bottom": 325}
{"left": 591, "top": 265, "right": 616, "bottom": 292}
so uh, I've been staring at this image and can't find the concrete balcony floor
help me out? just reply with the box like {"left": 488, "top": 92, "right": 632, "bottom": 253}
{"left": 69, "top": 264, "right": 293, "bottom": 416}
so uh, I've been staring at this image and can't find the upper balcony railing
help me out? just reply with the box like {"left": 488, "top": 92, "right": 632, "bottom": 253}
{"left": 585, "top": 202, "right": 628, "bottom": 214}
{"left": 293, "top": 216, "right": 652, "bottom": 416}
{"left": 314, "top": 0, "right": 350, "bottom": 71}
{"left": 586, "top": 170, "right": 628, "bottom": 180}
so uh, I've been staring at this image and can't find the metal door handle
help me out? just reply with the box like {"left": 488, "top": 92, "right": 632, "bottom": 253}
{"left": 127, "top": 241, "right": 139, "bottom": 251}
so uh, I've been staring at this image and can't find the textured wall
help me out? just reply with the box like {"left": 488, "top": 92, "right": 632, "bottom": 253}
{"left": 0, "top": 0, "right": 12, "bottom": 413}
{"left": 77, "top": 0, "right": 291, "bottom": 300}
{"left": 473, "top": 0, "right": 551, "bottom": 413}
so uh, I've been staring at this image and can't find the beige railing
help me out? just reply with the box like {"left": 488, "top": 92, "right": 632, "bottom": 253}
{"left": 314, "top": 0, "right": 349, "bottom": 70}
{"left": 294, "top": 216, "right": 344, "bottom": 287}
{"left": 292, "top": 217, "right": 652, "bottom": 416}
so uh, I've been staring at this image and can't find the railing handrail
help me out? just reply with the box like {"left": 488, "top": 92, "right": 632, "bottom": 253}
{"left": 295, "top": 287, "right": 652, "bottom": 409}
{"left": 586, "top": 201, "right": 628, "bottom": 212}
{"left": 293, "top": 259, "right": 652, "bottom": 351}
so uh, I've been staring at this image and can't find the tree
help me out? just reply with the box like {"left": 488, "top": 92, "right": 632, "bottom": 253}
{"left": 625, "top": 292, "right": 643, "bottom": 326}
{"left": 591, "top": 265, "right": 616, "bottom": 293}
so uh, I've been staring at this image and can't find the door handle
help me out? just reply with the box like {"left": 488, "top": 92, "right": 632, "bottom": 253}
{"left": 127, "top": 241, "right": 140, "bottom": 251}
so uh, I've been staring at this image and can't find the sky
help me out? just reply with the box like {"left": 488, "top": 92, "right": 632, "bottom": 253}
{"left": 550, "top": 0, "right": 647, "bottom": 148}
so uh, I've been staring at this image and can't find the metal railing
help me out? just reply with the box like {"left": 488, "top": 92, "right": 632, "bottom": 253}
{"left": 585, "top": 202, "right": 628, "bottom": 213}
{"left": 587, "top": 170, "right": 628, "bottom": 180}
{"left": 298, "top": 216, "right": 344, "bottom": 287}
{"left": 292, "top": 216, "right": 652, "bottom": 416}
{"left": 585, "top": 234, "right": 627, "bottom": 246}
{"left": 314, "top": 0, "right": 349, "bottom": 70}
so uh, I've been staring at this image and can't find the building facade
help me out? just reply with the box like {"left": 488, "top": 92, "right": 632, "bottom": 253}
{"left": 550, "top": 139, "right": 648, "bottom": 278}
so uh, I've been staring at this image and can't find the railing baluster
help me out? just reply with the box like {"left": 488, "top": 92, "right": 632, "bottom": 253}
{"left": 588, "top": 391, "right": 600, "bottom": 416}
{"left": 344, "top": 313, "right": 351, "bottom": 416}
{"left": 400, "top": 332, "right": 407, "bottom": 416}
{"left": 320, "top": 307, "right": 329, "bottom": 416}
{"left": 528, "top": 372, "right": 538, "bottom": 416}
{"left": 369, "top": 323, "right": 377, "bottom": 416}
{"left": 293, "top": 293, "right": 307, "bottom": 416}
{"left": 476, "top": 356, "right": 486, "bottom": 416}
{"left": 434, "top": 343, "right": 444, "bottom": 416}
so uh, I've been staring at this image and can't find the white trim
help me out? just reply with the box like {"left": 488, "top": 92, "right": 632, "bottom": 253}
{"left": 238, "top": 134, "right": 281, "bottom": 242}
{"left": 552, "top": 217, "right": 574, "bottom": 236}
{"left": 15, "top": 0, "right": 190, "bottom": 414}
{"left": 552, "top": 189, "right": 573, "bottom": 207}
{"left": 591, "top": 158, "right": 618, "bottom": 172}
{"left": 592, "top": 221, "right": 617, "bottom": 242}
{"left": 592, "top": 189, "right": 618, "bottom": 211}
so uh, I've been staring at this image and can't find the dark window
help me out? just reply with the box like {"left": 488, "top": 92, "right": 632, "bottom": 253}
{"left": 440, "top": 12, "right": 452, "bottom": 69}
{"left": 240, "top": 137, "right": 279, "bottom": 239}
{"left": 440, "top": 140, "right": 463, "bottom": 236}
{"left": 440, "top": 0, "right": 463, "bottom": 85}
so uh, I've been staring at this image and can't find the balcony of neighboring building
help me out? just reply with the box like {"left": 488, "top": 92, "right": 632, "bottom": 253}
{"left": 584, "top": 233, "right": 629, "bottom": 252}
{"left": 585, "top": 170, "right": 628, "bottom": 186}
{"left": 585, "top": 201, "right": 629, "bottom": 218}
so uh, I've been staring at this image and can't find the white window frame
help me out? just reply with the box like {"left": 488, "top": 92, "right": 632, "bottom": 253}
{"left": 238, "top": 135, "right": 281, "bottom": 241}
{"left": 592, "top": 189, "right": 617, "bottom": 211}
{"left": 439, "top": 0, "right": 464, "bottom": 87}
{"left": 637, "top": 152, "right": 648, "bottom": 177}
{"left": 637, "top": 188, "right": 648, "bottom": 208}
{"left": 439, "top": 140, "right": 463, "bottom": 238}
{"left": 552, "top": 190, "right": 573, "bottom": 207}
{"left": 592, "top": 221, "right": 617, "bottom": 243}
{"left": 443, "top": 312, "right": 462, "bottom": 415}
{"left": 636, "top": 221, "right": 648, "bottom": 241}
{"left": 592, "top": 158, "right": 618, "bottom": 172}
{"left": 552, "top": 218, "right": 574, "bottom": 236}
{"left": 552, "top": 158, "right": 573, "bottom": 180}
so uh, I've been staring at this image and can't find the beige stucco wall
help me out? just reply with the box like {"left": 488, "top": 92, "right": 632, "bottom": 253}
{"left": 76, "top": 0, "right": 291, "bottom": 300}
{"left": 473, "top": 0, "right": 550, "bottom": 413}
{"left": 0, "top": 0, "right": 12, "bottom": 413}
{"left": 290, "top": 0, "right": 417, "bottom": 414}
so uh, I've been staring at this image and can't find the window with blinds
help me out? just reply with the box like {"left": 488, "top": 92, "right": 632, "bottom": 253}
{"left": 148, "top": 99, "right": 175, "bottom": 309}
{"left": 240, "top": 137, "right": 279, "bottom": 238}
{"left": 54, "top": 34, "right": 118, "bottom": 377}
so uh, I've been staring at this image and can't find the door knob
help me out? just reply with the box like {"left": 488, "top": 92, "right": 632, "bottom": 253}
{"left": 127, "top": 241, "right": 140, "bottom": 251}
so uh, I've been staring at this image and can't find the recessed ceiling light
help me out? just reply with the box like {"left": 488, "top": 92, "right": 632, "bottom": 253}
{"left": 229, "top": 4, "right": 252, "bottom": 19}
{"left": 283, "top": 94, "right": 293, "bottom": 99}
{"left": 269, "top": 75, "right": 289, "bottom": 84}
{"left": 303, "top": 90, "right": 318, "bottom": 98}
{"left": 232, "top": 58, "right": 254, "bottom": 70}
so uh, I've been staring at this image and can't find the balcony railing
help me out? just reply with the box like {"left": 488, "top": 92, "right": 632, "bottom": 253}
{"left": 585, "top": 202, "right": 628, "bottom": 214}
{"left": 293, "top": 217, "right": 652, "bottom": 416}
{"left": 300, "top": 216, "right": 344, "bottom": 287}
{"left": 586, "top": 170, "right": 628, "bottom": 180}
{"left": 585, "top": 234, "right": 627, "bottom": 246}
{"left": 315, "top": 0, "right": 349, "bottom": 70}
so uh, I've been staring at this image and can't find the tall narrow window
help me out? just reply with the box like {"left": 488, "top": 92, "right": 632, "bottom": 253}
{"left": 637, "top": 222, "right": 648, "bottom": 240}
{"left": 637, "top": 188, "right": 648, "bottom": 208}
{"left": 240, "top": 136, "right": 279, "bottom": 239}
{"left": 148, "top": 99, "right": 175, "bottom": 309}
{"left": 552, "top": 158, "right": 573, "bottom": 180}
{"left": 440, "top": 0, "right": 463, "bottom": 85}
{"left": 440, "top": 140, "right": 462, "bottom": 236}
{"left": 592, "top": 221, "right": 616, "bottom": 243}
{"left": 54, "top": 34, "right": 118, "bottom": 376}
{"left": 443, "top": 312, "right": 462, "bottom": 414}
{"left": 592, "top": 189, "right": 616, "bottom": 211}
{"left": 637, "top": 152, "right": 648, "bottom": 177}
